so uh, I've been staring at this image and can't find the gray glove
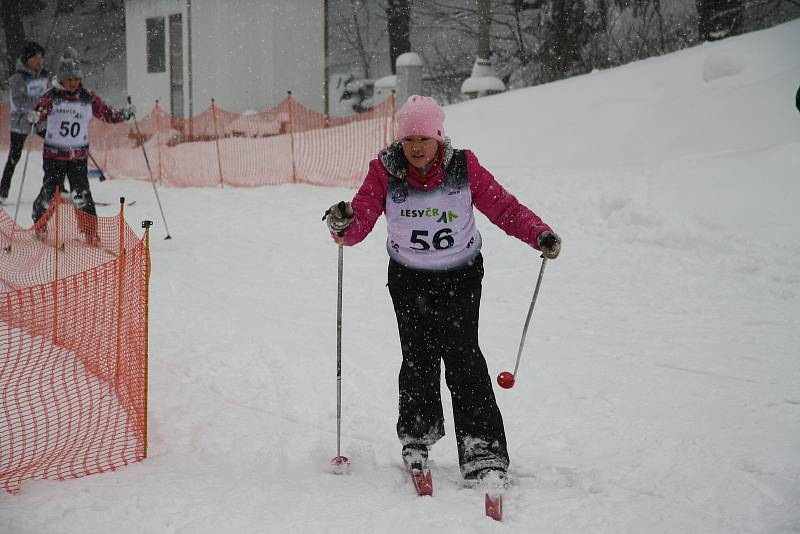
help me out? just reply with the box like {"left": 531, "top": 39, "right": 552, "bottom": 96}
{"left": 537, "top": 230, "right": 561, "bottom": 259}
{"left": 325, "top": 201, "right": 354, "bottom": 234}
{"left": 26, "top": 110, "right": 41, "bottom": 124}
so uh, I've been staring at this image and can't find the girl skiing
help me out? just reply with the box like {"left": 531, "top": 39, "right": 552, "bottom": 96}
{"left": 26, "top": 47, "right": 133, "bottom": 243}
{"left": 324, "top": 95, "right": 561, "bottom": 487}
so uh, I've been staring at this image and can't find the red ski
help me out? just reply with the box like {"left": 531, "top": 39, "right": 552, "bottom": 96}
{"left": 485, "top": 493, "right": 503, "bottom": 521}
{"left": 406, "top": 465, "right": 433, "bottom": 496}
{"left": 481, "top": 470, "right": 508, "bottom": 521}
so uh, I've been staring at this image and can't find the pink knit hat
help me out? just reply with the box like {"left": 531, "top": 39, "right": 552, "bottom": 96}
{"left": 397, "top": 95, "right": 445, "bottom": 144}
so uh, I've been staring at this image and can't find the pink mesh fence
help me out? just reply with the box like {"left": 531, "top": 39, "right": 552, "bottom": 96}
{"left": 1, "top": 95, "right": 396, "bottom": 189}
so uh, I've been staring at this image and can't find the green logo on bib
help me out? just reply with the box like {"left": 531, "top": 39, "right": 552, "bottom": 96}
{"left": 436, "top": 210, "right": 458, "bottom": 223}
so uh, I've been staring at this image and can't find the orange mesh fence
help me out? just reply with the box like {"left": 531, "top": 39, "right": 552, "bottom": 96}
{"left": 63, "top": 95, "right": 396, "bottom": 188}
{"left": 0, "top": 198, "right": 149, "bottom": 494}
{"left": 291, "top": 96, "right": 396, "bottom": 188}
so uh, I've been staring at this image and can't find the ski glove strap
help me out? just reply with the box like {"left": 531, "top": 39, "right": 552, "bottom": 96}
{"left": 537, "top": 230, "right": 561, "bottom": 259}
{"left": 325, "top": 201, "right": 354, "bottom": 234}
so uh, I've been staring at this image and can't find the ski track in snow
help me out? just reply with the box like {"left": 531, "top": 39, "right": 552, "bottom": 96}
{"left": 2, "top": 20, "right": 800, "bottom": 534}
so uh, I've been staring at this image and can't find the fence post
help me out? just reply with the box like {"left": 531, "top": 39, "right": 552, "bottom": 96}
{"left": 287, "top": 91, "right": 298, "bottom": 184}
{"left": 115, "top": 197, "right": 126, "bottom": 390}
{"left": 52, "top": 186, "right": 61, "bottom": 344}
{"left": 211, "top": 98, "right": 225, "bottom": 188}
{"left": 155, "top": 100, "right": 163, "bottom": 185}
{"left": 142, "top": 218, "right": 152, "bottom": 459}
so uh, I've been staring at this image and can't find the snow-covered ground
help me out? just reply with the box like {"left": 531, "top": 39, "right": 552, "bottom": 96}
{"left": 2, "top": 21, "right": 799, "bottom": 533}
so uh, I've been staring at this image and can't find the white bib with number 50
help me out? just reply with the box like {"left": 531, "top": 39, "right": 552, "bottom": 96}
{"left": 46, "top": 99, "right": 92, "bottom": 149}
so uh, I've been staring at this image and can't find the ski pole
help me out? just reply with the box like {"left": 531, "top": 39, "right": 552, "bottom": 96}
{"left": 128, "top": 96, "right": 172, "bottom": 239}
{"left": 324, "top": 202, "right": 350, "bottom": 473}
{"left": 87, "top": 150, "right": 107, "bottom": 182}
{"left": 10, "top": 123, "right": 37, "bottom": 228}
{"left": 497, "top": 256, "right": 548, "bottom": 389}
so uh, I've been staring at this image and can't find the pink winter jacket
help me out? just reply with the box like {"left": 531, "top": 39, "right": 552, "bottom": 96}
{"left": 335, "top": 144, "right": 552, "bottom": 252}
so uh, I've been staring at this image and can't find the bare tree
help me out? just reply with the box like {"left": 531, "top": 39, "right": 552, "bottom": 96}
{"left": 330, "top": 0, "right": 798, "bottom": 102}
{"left": 330, "top": 0, "right": 392, "bottom": 79}
{"left": 412, "top": 0, "right": 545, "bottom": 98}
{"left": 0, "top": 0, "right": 26, "bottom": 76}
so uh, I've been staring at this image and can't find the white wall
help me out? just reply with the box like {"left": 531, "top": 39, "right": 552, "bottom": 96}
{"left": 125, "top": 0, "right": 185, "bottom": 115}
{"left": 125, "top": 0, "right": 325, "bottom": 116}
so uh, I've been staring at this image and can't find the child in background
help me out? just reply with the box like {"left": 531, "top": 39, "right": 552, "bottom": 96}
{"left": 1, "top": 41, "right": 49, "bottom": 203}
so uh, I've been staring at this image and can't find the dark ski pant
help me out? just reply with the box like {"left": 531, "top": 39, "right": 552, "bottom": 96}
{"left": 387, "top": 254, "right": 509, "bottom": 478}
{"left": 33, "top": 157, "right": 97, "bottom": 237}
{"left": 1, "top": 131, "right": 63, "bottom": 200}
{"left": 1, "top": 132, "right": 27, "bottom": 198}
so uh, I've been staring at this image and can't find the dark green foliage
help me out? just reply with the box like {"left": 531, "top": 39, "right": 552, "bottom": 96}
{"left": 697, "top": 0, "right": 744, "bottom": 40}
{"left": 387, "top": 0, "right": 411, "bottom": 74}
{"left": 538, "top": 0, "right": 591, "bottom": 82}
{"left": 0, "top": 0, "right": 47, "bottom": 74}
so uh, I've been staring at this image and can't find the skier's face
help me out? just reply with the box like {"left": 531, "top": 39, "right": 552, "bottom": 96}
{"left": 401, "top": 136, "right": 439, "bottom": 170}
{"left": 26, "top": 53, "right": 44, "bottom": 71}
{"left": 62, "top": 78, "right": 81, "bottom": 93}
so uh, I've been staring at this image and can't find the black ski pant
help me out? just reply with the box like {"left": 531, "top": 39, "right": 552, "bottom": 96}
{"left": 33, "top": 158, "right": 96, "bottom": 236}
{"left": 388, "top": 254, "right": 509, "bottom": 477}
{"left": 1, "top": 132, "right": 27, "bottom": 198}
{"left": 1, "top": 131, "right": 62, "bottom": 199}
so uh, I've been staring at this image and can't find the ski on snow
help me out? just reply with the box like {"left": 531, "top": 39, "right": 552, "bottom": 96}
{"left": 482, "top": 470, "right": 507, "bottom": 521}
{"left": 405, "top": 463, "right": 433, "bottom": 496}
{"left": 485, "top": 493, "right": 503, "bottom": 521}
{"left": 403, "top": 463, "right": 505, "bottom": 521}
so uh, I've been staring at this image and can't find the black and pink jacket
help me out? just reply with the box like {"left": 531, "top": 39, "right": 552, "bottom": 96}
{"left": 33, "top": 81, "right": 127, "bottom": 161}
{"left": 334, "top": 139, "right": 553, "bottom": 271}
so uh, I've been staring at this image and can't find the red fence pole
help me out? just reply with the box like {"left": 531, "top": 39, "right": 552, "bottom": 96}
{"left": 211, "top": 98, "right": 225, "bottom": 188}
{"left": 53, "top": 187, "right": 61, "bottom": 344}
{"left": 287, "top": 91, "right": 298, "bottom": 184}
{"left": 115, "top": 198, "right": 126, "bottom": 389}
{"left": 143, "top": 220, "right": 152, "bottom": 458}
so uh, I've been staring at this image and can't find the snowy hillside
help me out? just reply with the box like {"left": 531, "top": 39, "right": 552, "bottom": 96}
{"left": 2, "top": 21, "right": 799, "bottom": 533}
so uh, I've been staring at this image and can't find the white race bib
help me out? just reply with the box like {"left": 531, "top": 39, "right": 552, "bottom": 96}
{"left": 384, "top": 152, "right": 481, "bottom": 271}
{"left": 45, "top": 99, "right": 92, "bottom": 149}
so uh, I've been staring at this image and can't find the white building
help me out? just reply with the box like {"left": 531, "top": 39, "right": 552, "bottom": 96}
{"left": 124, "top": 0, "right": 326, "bottom": 117}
